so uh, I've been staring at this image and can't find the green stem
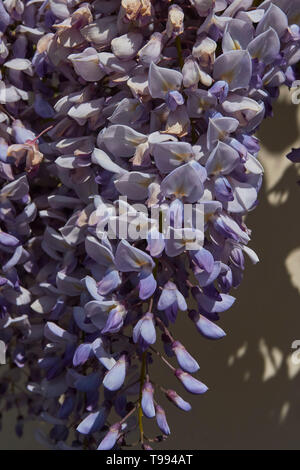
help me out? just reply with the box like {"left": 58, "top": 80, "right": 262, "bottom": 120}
{"left": 138, "top": 351, "right": 147, "bottom": 443}
{"left": 175, "top": 35, "right": 184, "bottom": 69}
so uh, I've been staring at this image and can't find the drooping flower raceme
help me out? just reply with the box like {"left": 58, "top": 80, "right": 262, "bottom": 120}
{"left": 0, "top": 0, "right": 299, "bottom": 450}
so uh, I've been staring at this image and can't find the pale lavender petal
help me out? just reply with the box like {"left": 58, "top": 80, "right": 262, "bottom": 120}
{"left": 148, "top": 62, "right": 183, "bottom": 100}
{"left": 190, "top": 311, "right": 226, "bottom": 340}
{"left": 97, "top": 422, "right": 121, "bottom": 450}
{"left": 101, "top": 307, "right": 126, "bottom": 334}
{"left": 147, "top": 228, "right": 165, "bottom": 257}
{"left": 140, "top": 312, "right": 156, "bottom": 344}
{"left": 73, "top": 343, "right": 92, "bottom": 367}
{"left": 213, "top": 50, "right": 252, "bottom": 91}
{"left": 175, "top": 369, "right": 208, "bottom": 394}
{"left": 165, "top": 389, "right": 192, "bottom": 411}
{"left": 139, "top": 273, "right": 157, "bottom": 300}
{"left": 77, "top": 407, "right": 109, "bottom": 435}
{"left": 152, "top": 141, "right": 193, "bottom": 173}
{"left": 206, "top": 141, "right": 240, "bottom": 176}
{"left": 103, "top": 355, "right": 127, "bottom": 391}
{"left": 115, "top": 239, "right": 155, "bottom": 272}
{"left": 172, "top": 341, "right": 200, "bottom": 373}
{"left": 155, "top": 405, "right": 170, "bottom": 435}
{"left": 256, "top": 3, "right": 288, "bottom": 38}
{"left": 97, "top": 270, "right": 121, "bottom": 296}
{"left": 248, "top": 28, "right": 280, "bottom": 65}
{"left": 141, "top": 382, "right": 155, "bottom": 418}
{"left": 160, "top": 161, "right": 204, "bottom": 203}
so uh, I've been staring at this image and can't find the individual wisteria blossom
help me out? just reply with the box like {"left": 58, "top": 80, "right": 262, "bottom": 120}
{"left": 0, "top": 0, "right": 299, "bottom": 451}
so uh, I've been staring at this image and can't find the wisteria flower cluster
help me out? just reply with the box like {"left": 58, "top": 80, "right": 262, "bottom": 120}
{"left": 0, "top": 0, "right": 299, "bottom": 451}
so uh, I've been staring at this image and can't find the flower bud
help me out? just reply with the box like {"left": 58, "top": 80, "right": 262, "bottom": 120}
{"left": 141, "top": 381, "right": 155, "bottom": 418}
{"left": 165, "top": 389, "right": 191, "bottom": 412}
{"left": 97, "top": 422, "right": 121, "bottom": 450}
{"left": 156, "top": 405, "right": 170, "bottom": 435}
{"left": 189, "top": 311, "right": 226, "bottom": 339}
{"left": 133, "top": 312, "right": 156, "bottom": 348}
{"left": 166, "top": 4, "right": 184, "bottom": 38}
{"left": 175, "top": 369, "right": 208, "bottom": 394}
{"left": 172, "top": 341, "right": 200, "bottom": 373}
{"left": 103, "top": 355, "right": 127, "bottom": 392}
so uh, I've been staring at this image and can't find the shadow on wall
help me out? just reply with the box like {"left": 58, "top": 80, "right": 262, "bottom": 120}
{"left": 1, "top": 92, "right": 300, "bottom": 450}
{"left": 159, "top": 88, "right": 300, "bottom": 450}
{"left": 161, "top": 167, "right": 300, "bottom": 450}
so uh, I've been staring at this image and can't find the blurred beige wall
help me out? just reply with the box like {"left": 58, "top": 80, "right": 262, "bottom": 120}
{"left": 1, "top": 88, "right": 300, "bottom": 450}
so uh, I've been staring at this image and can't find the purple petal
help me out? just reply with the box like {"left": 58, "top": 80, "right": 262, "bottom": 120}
{"left": 69, "top": 47, "right": 104, "bottom": 82}
{"left": 256, "top": 4, "right": 288, "bottom": 38}
{"left": 192, "top": 248, "right": 214, "bottom": 272}
{"left": 207, "top": 116, "right": 239, "bottom": 149}
{"left": 0, "top": 232, "right": 19, "bottom": 247}
{"left": 166, "top": 90, "right": 185, "bottom": 111}
{"left": 225, "top": 178, "right": 258, "bottom": 214}
{"left": 189, "top": 311, "right": 226, "bottom": 340}
{"left": 208, "top": 80, "right": 229, "bottom": 103}
{"left": 97, "top": 270, "right": 121, "bottom": 296}
{"left": 73, "top": 343, "right": 92, "bottom": 367}
{"left": 139, "top": 273, "right": 157, "bottom": 300}
{"left": 214, "top": 175, "right": 234, "bottom": 202}
{"left": 160, "top": 161, "right": 204, "bottom": 203}
{"left": 101, "top": 306, "right": 126, "bottom": 334}
{"left": 140, "top": 312, "right": 156, "bottom": 345}
{"left": 148, "top": 62, "right": 182, "bottom": 100}
{"left": 147, "top": 228, "right": 165, "bottom": 257}
{"left": 100, "top": 124, "right": 146, "bottom": 158}
{"left": 111, "top": 32, "right": 143, "bottom": 60}
{"left": 2, "top": 245, "right": 23, "bottom": 272}
{"left": 198, "top": 291, "right": 236, "bottom": 314}
{"left": 92, "top": 338, "right": 116, "bottom": 370}
{"left": 206, "top": 141, "right": 240, "bottom": 176}
{"left": 97, "top": 422, "right": 121, "bottom": 450}
{"left": 0, "top": 1, "right": 11, "bottom": 32}
{"left": 157, "top": 282, "right": 177, "bottom": 310}
{"left": 248, "top": 28, "right": 280, "bottom": 65}
{"left": 133, "top": 318, "right": 143, "bottom": 344}
{"left": 85, "top": 235, "right": 114, "bottom": 267}
{"left": 115, "top": 239, "right": 155, "bottom": 273}
{"left": 175, "top": 369, "right": 208, "bottom": 394}
{"left": 165, "top": 389, "right": 191, "bottom": 411}
{"left": 213, "top": 50, "right": 252, "bottom": 91}
{"left": 103, "top": 355, "right": 127, "bottom": 392}
{"left": 195, "top": 261, "right": 222, "bottom": 287}
{"left": 77, "top": 407, "right": 109, "bottom": 435}
{"left": 156, "top": 405, "right": 170, "bottom": 435}
{"left": 152, "top": 141, "right": 193, "bottom": 174}
{"left": 141, "top": 382, "right": 155, "bottom": 418}
{"left": 172, "top": 341, "right": 200, "bottom": 373}
{"left": 115, "top": 171, "right": 155, "bottom": 201}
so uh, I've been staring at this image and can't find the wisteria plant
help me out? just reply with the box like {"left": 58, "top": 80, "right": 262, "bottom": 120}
{"left": 0, "top": 0, "right": 299, "bottom": 451}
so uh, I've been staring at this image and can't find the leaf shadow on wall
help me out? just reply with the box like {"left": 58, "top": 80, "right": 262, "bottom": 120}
{"left": 155, "top": 96, "right": 300, "bottom": 450}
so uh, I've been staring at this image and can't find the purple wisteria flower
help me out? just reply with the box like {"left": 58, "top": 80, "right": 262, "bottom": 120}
{"left": 0, "top": 0, "right": 298, "bottom": 451}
